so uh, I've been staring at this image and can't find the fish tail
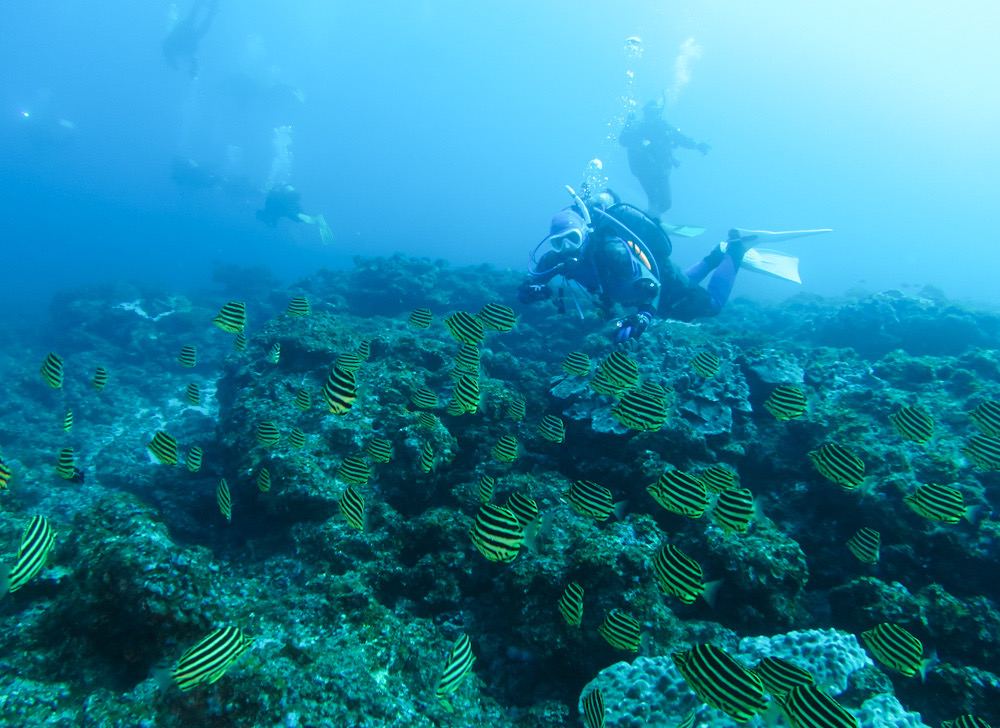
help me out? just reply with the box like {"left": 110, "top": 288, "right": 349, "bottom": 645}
{"left": 701, "top": 579, "right": 724, "bottom": 608}
{"left": 151, "top": 667, "right": 174, "bottom": 693}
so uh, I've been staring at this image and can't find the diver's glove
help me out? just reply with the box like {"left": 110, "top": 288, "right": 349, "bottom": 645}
{"left": 614, "top": 310, "right": 653, "bottom": 344}
{"left": 517, "top": 282, "right": 552, "bottom": 304}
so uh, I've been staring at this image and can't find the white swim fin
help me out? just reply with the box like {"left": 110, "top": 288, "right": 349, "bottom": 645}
{"left": 659, "top": 223, "right": 706, "bottom": 238}
{"left": 741, "top": 248, "right": 801, "bottom": 283}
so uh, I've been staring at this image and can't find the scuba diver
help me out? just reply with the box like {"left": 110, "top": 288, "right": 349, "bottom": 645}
{"left": 619, "top": 97, "right": 710, "bottom": 216}
{"left": 162, "top": 0, "right": 220, "bottom": 79}
{"left": 255, "top": 185, "right": 334, "bottom": 245}
{"left": 517, "top": 188, "right": 750, "bottom": 345}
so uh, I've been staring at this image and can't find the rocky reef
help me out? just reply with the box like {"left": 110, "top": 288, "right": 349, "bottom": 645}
{"left": 0, "top": 256, "right": 997, "bottom": 728}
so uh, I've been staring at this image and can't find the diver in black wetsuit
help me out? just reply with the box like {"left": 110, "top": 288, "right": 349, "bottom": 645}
{"left": 619, "top": 98, "right": 710, "bottom": 217}
{"left": 255, "top": 185, "right": 334, "bottom": 245}
{"left": 162, "top": 0, "right": 220, "bottom": 79}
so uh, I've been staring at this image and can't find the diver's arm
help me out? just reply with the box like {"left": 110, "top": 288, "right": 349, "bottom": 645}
{"left": 672, "top": 129, "right": 711, "bottom": 155}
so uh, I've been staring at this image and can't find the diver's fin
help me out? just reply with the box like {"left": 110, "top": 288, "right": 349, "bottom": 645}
{"left": 737, "top": 248, "right": 802, "bottom": 283}
{"left": 659, "top": 223, "right": 706, "bottom": 238}
{"left": 296, "top": 213, "right": 314, "bottom": 224}
{"left": 734, "top": 228, "right": 833, "bottom": 245}
{"left": 314, "top": 214, "right": 334, "bottom": 245}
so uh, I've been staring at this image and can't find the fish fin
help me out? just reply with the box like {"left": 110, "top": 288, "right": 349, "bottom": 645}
{"left": 920, "top": 649, "right": 939, "bottom": 682}
{"left": 437, "top": 696, "right": 455, "bottom": 713}
{"left": 761, "top": 699, "right": 783, "bottom": 728}
{"left": 152, "top": 668, "right": 174, "bottom": 692}
{"left": 522, "top": 519, "right": 541, "bottom": 554}
{"left": 964, "top": 504, "right": 991, "bottom": 526}
{"left": 701, "top": 579, "right": 724, "bottom": 608}
{"left": 612, "top": 500, "right": 629, "bottom": 520}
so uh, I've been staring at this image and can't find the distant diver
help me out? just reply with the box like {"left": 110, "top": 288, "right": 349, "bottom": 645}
{"left": 618, "top": 96, "right": 710, "bottom": 216}
{"left": 162, "top": 0, "right": 220, "bottom": 79}
{"left": 255, "top": 185, "right": 334, "bottom": 245}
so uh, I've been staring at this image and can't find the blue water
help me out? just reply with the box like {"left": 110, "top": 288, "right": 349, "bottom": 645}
{"left": 2, "top": 0, "right": 999, "bottom": 325}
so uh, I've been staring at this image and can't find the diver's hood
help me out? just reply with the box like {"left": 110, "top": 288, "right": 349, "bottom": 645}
{"left": 547, "top": 210, "right": 586, "bottom": 252}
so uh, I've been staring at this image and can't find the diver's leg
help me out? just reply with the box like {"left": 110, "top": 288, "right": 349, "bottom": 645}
{"left": 704, "top": 244, "right": 747, "bottom": 313}
{"left": 684, "top": 244, "right": 724, "bottom": 285}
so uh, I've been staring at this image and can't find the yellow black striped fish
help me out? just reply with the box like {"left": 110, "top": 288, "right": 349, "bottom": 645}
{"left": 700, "top": 464, "right": 738, "bottom": 494}
{"left": 962, "top": 434, "right": 1000, "bottom": 471}
{"left": 293, "top": 388, "right": 311, "bottom": 411}
{"left": 942, "top": 716, "right": 992, "bottom": 728}
{"left": 234, "top": 332, "right": 247, "bottom": 352}
{"left": 597, "top": 351, "right": 639, "bottom": 390}
{"left": 491, "top": 434, "right": 519, "bottom": 463}
{"left": 419, "top": 441, "right": 437, "bottom": 473}
{"left": 612, "top": 387, "right": 670, "bottom": 431}
{"left": 148, "top": 432, "right": 179, "bottom": 465}
{"left": 266, "top": 342, "right": 280, "bottom": 364}
{"left": 184, "top": 382, "right": 201, "bottom": 406}
{"left": 286, "top": 296, "right": 310, "bottom": 317}
{"left": 970, "top": 401, "right": 1000, "bottom": 437}
{"left": 561, "top": 351, "right": 590, "bottom": 377}
{"left": 40, "top": 352, "right": 64, "bottom": 389}
{"left": 477, "top": 302, "right": 516, "bottom": 332}
{"left": 56, "top": 447, "right": 79, "bottom": 480}
{"left": 444, "top": 311, "right": 485, "bottom": 345}
{"left": 185, "top": 446, "right": 203, "bottom": 473}
{"left": 846, "top": 527, "right": 880, "bottom": 564}
{"left": 408, "top": 308, "right": 432, "bottom": 329}
{"left": 781, "top": 684, "right": 857, "bottom": 728}
{"left": 653, "top": 544, "right": 719, "bottom": 605}
{"left": 335, "top": 351, "right": 363, "bottom": 372}
{"left": 213, "top": 302, "right": 246, "bottom": 332}
{"left": 1, "top": 515, "right": 56, "bottom": 596}
{"left": 557, "top": 582, "right": 584, "bottom": 627}
{"left": 582, "top": 687, "right": 605, "bottom": 728}
{"left": 452, "top": 344, "right": 480, "bottom": 376}
{"left": 537, "top": 414, "right": 565, "bottom": 443}
{"left": 410, "top": 387, "right": 438, "bottom": 409}
{"left": 567, "top": 479, "right": 618, "bottom": 521}
{"left": 451, "top": 374, "right": 480, "bottom": 414}
{"left": 469, "top": 504, "right": 523, "bottom": 562}
{"left": 338, "top": 455, "right": 370, "bottom": 485}
{"left": 597, "top": 610, "right": 641, "bottom": 651}
{"left": 647, "top": 470, "right": 709, "bottom": 518}
{"left": 712, "top": 488, "right": 755, "bottom": 534}
{"left": 673, "top": 644, "right": 768, "bottom": 722}
{"left": 505, "top": 394, "right": 526, "bottom": 421}
{"left": 754, "top": 656, "right": 815, "bottom": 698}
{"left": 323, "top": 367, "right": 357, "bottom": 415}
{"left": 364, "top": 438, "right": 393, "bottom": 463}
{"left": 691, "top": 351, "right": 721, "bottom": 378}
{"left": 435, "top": 633, "right": 475, "bottom": 712}
{"left": 809, "top": 444, "right": 865, "bottom": 489}
{"left": 477, "top": 475, "right": 495, "bottom": 503}
{"left": 504, "top": 492, "right": 538, "bottom": 528}
{"left": 255, "top": 421, "right": 280, "bottom": 447}
{"left": 178, "top": 344, "right": 197, "bottom": 368}
{"left": 889, "top": 405, "right": 933, "bottom": 444}
{"left": 62, "top": 410, "right": 73, "bottom": 433}
{"left": 904, "top": 483, "right": 968, "bottom": 524}
{"left": 216, "top": 478, "right": 232, "bottom": 522}
{"left": 169, "top": 626, "right": 252, "bottom": 691}
{"left": 288, "top": 428, "right": 306, "bottom": 450}
{"left": 355, "top": 340, "right": 371, "bottom": 361}
{"left": 763, "top": 385, "right": 807, "bottom": 421}
{"left": 256, "top": 467, "right": 271, "bottom": 493}
{"left": 0, "top": 460, "right": 11, "bottom": 491}
{"left": 339, "top": 485, "right": 365, "bottom": 530}
{"left": 415, "top": 411, "right": 438, "bottom": 429}
{"left": 92, "top": 366, "right": 108, "bottom": 392}
{"left": 861, "top": 623, "right": 926, "bottom": 677}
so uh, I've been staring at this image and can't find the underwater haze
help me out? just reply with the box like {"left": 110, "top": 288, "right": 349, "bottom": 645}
{"left": 2, "top": 0, "right": 999, "bottom": 324}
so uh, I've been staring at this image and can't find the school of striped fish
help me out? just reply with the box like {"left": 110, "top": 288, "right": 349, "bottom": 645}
{"left": 1, "top": 282, "right": 997, "bottom": 728}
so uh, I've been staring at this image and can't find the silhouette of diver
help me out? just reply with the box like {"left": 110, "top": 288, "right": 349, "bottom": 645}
{"left": 162, "top": 0, "right": 219, "bottom": 79}
{"left": 619, "top": 97, "right": 710, "bottom": 216}
{"left": 256, "top": 185, "right": 334, "bottom": 245}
